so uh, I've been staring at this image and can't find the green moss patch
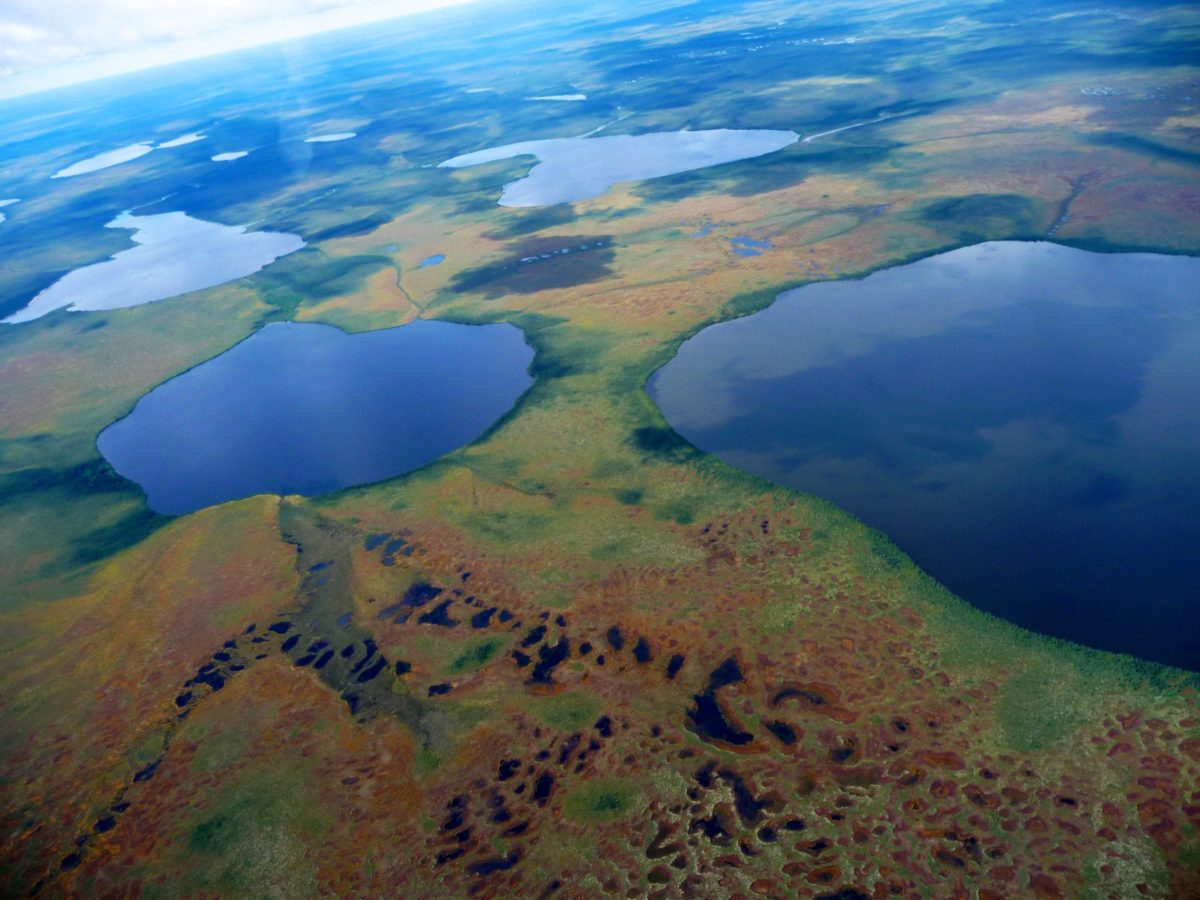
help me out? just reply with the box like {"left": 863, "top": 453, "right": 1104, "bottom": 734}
{"left": 996, "top": 665, "right": 1094, "bottom": 752}
{"left": 563, "top": 777, "right": 640, "bottom": 823}
{"left": 529, "top": 691, "right": 601, "bottom": 732}
{"left": 447, "top": 636, "right": 508, "bottom": 675}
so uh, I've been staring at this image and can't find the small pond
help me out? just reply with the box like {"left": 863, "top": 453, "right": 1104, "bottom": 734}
{"left": 650, "top": 241, "right": 1200, "bottom": 669}
{"left": 304, "top": 132, "right": 356, "bottom": 143}
{"left": 99, "top": 320, "right": 534, "bottom": 515}
{"left": 731, "top": 235, "right": 772, "bottom": 257}
{"left": 439, "top": 128, "right": 798, "bottom": 207}
{"left": 4, "top": 211, "right": 303, "bottom": 324}
{"left": 157, "top": 132, "right": 206, "bottom": 148}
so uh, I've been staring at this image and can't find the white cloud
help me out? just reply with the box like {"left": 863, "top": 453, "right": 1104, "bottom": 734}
{"left": 0, "top": 22, "right": 51, "bottom": 43}
{"left": 0, "top": 0, "right": 484, "bottom": 99}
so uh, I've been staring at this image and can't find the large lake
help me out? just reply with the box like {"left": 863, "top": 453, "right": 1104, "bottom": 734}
{"left": 440, "top": 128, "right": 798, "bottom": 207}
{"left": 4, "top": 211, "right": 303, "bottom": 324}
{"left": 650, "top": 242, "right": 1200, "bottom": 670}
{"left": 99, "top": 320, "right": 534, "bottom": 515}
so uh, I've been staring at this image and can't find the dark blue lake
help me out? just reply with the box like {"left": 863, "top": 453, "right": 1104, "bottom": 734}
{"left": 99, "top": 320, "right": 533, "bottom": 515}
{"left": 650, "top": 242, "right": 1200, "bottom": 670}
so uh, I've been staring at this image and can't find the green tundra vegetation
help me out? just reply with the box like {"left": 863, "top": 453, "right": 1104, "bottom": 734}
{"left": 0, "top": 0, "right": 1198, "bottom": 896}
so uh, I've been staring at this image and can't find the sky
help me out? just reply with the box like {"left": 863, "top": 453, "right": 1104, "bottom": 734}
{"left": 0, "top": 0, "right": 483, "bottom": 99}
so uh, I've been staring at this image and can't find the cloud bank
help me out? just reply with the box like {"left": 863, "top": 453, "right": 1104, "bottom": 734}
{"left": 0, "top": 0, "right": 481, "bottom": 99}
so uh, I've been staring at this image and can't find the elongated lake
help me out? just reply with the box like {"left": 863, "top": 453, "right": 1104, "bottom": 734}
{"left": 440, "top": 128, "right": 798, "bottom": 207}
{"left": 650, "top": 241, "right": 1200, "bottom": 669}
{"left": 99, "top": 320, "right": 534, "bottom": 515}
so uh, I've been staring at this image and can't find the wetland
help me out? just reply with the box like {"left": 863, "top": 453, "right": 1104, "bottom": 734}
{"left": 4, "top": 0, "right": 1200, "bottom": 894}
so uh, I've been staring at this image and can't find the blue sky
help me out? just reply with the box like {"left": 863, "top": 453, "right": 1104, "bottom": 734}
{"left": 0, "top": 0, "right": 483, "bottom": 99}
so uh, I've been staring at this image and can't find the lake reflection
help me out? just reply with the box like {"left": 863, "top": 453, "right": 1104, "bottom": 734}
{"left": 650, "top": 242, "right": 1200, "bottom": 669}
{"left": 440, "top": 128, "right": 798, "bottom": 207}
{"left": 99, "top": 320, "right": 534, "bottom": 515}
{"left": 4, "top": 211, "right": 303, "bottom": 324}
